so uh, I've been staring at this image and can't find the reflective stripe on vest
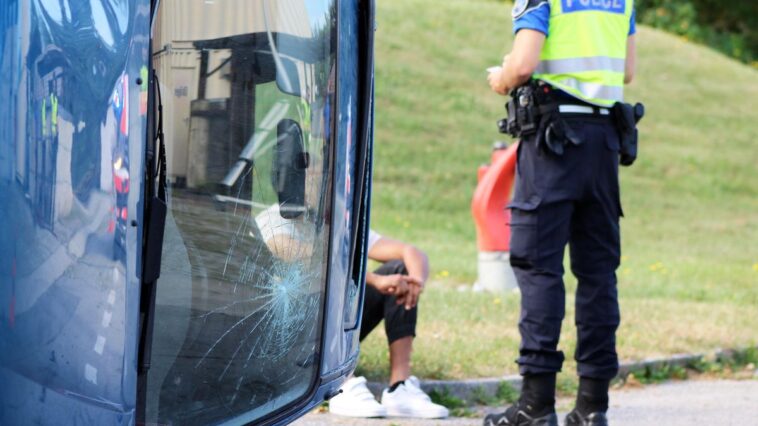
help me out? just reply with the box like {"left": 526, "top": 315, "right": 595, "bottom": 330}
{"left": 551, "top": 78, "right": 624, "bottom": 101}
{"left": 533, "top": 0, "right": 633, "bottom": 107}
{"left": 534, "top": 56, "right": 626, "bottom": 75}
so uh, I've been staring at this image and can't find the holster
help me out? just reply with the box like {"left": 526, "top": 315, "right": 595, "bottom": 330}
{"left": 611, "top": 102, "right": 645, "bottom": 166}
{"left": 501, "top": 81, "right": 580, "bottom": 156}
{"left": 503, "top": 82, "right": 541, "bottom": 138}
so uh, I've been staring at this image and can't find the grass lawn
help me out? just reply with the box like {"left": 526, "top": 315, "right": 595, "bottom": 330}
{"left": 357, "top": 0, "right": 758, "bottom": 384}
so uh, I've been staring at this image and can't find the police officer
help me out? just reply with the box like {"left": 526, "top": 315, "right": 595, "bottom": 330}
{"left": 485, "top": 0, "right": 637, "bottom": 425}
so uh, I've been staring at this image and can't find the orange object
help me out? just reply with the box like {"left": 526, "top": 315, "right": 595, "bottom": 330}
{"left": 471, "top": 142, "right": 519, "bottom": 252}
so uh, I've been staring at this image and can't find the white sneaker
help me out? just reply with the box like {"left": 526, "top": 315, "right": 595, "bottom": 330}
{"left": 381, "top": 376, "right": 450, "bottom": 419}
{"left": 329, "top": 376, "right": 387, "bottom": 418}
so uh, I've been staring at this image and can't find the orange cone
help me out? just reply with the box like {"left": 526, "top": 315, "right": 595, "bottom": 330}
{"left": 471, "top": 142, "right": 519, "bottom": 292}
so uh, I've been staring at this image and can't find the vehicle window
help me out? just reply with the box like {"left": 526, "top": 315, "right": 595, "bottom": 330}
{"left": 145, "top": 1, "right": 336, "bottom": 424}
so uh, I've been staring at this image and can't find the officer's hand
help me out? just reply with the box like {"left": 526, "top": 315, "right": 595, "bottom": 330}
{"left": 488, "top": 67, "right": 510, "bottom": 96}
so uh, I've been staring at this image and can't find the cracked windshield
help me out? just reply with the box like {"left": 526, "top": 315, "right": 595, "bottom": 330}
{"left": 145, "top": 1, "right": 336, "bottom": 424}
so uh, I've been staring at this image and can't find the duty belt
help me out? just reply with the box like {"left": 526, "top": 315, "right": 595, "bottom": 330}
{"left": 498, "top": 80, "right": 643, "bottom": 159}
{"left": 499, "top": 81, "right": 586, "bottom": 155}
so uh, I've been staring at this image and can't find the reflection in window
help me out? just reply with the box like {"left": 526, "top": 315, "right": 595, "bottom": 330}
{"left": 145, "top": 1, "right": 336, "bottom": 424}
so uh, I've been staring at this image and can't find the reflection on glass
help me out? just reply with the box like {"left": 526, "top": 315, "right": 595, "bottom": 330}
{"left": 146, "top": 1, "right": 336, "bottom": 424}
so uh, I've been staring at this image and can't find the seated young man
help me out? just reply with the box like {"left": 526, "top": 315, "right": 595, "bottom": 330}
{"left": 327, "top": 229, "right": 448, "bottom": 419}
{"left": 254, "top": 205, "right": 447, "bottom": 419}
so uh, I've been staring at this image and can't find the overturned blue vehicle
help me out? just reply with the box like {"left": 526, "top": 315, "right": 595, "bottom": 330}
{"left": 0, "top": 0, "right": 376, "bottom": 424}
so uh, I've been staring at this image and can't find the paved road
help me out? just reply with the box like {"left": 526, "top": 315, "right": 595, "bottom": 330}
{"left": 294, "top": 379, "right": 758, "bottom": 426}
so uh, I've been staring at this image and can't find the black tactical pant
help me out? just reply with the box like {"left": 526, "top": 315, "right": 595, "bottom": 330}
{"left": 509, "top": 116, "right": 622, "bottom": 380}
{"left": 359, "top": 260, "right": 417, "bottom": 343}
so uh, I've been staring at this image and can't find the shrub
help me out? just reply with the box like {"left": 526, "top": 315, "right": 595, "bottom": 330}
{"left": 636, "top": 0, "right": 756, "bottom": 64}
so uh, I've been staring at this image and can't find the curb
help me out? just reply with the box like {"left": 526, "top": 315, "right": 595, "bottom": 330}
{"left": 617, "top": 346, "right": 758, "bottom": 379}
{"left": 366, "top": 375, "right": 523, "bottom": 402}
{"left": 365, "top": 346, "right": 758, "bottom": 403}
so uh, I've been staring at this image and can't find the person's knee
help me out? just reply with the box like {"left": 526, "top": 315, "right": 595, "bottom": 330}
{"left": 375, "top": 259, "right": 407, "bottom": 276}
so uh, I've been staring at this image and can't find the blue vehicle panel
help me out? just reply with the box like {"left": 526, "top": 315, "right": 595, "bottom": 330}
{"left": 0, "top": 0, "right": 150, "bottom": 424}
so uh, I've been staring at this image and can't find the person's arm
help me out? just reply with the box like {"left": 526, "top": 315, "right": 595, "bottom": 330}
{"left": 367, "top": 237, "right": 429, "bottom": 310}
{"left": 365, "top": 271, "right": 412, "bottom": 296}
{"left": 488, "top": 29, "right": 546, "bottom": 96}
{"left": 368, "top": 238, "right": 429, "bottom": 285}
{"left": 624, "top": 35, "right": 636, "bottom": 84}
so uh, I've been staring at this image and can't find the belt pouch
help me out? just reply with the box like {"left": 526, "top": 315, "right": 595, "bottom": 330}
{"left": 612, "top": 102, "right": 638, "bottom": 166}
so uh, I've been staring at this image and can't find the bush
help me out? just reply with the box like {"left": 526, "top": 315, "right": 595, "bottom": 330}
{"left": 636, "top": 0, "right": 756, "bottom": 64}
{"left": 499, "top": 0, "right": 757, "bottom": 64}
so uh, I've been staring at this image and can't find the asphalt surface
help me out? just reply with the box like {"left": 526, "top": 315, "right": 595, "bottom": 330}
{"left": 294, "top": 379, "right": 758, "bottom": 426}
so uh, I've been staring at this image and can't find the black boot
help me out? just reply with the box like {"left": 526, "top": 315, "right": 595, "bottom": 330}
{"left": 565, "top": 377, "right": 610, "bottom": 426}
{"left": 564, "top": 410, "right": 608, "bottom": 426}
{"left": 483, "top": 374, "right": 558, "bottom": 426}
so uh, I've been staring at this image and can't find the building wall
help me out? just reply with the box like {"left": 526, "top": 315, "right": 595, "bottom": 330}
{"left": 153, "top": 0, "right": 313, "bottom": 182}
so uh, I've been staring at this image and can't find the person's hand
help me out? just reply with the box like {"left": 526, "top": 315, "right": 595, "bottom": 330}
{"left": 394, "top": 276, "right": 424, "bottom": 311}
{"left": 405, "top": 279, "right": 424, "bottom": 310}
{"left": 488, "top": 54, "right": 511, "bottom": 95}
{"left": 375, "top": 274, "right": 410, "bottom": 297}
{"left": 487, "top": 68, "right": 509, "bottom": 95}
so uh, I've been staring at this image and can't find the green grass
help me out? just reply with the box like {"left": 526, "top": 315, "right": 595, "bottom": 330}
{"left": 428, "top": 388, "right": 474, "bottom": 417}
{"left": 358, "top": 0, "right": 758, "bottom": 383}
{"left": 622, "top": 347, "right": 758, "bottom": 386}
{"left": 427, "top": 381, "right": 517, "bottom": 414}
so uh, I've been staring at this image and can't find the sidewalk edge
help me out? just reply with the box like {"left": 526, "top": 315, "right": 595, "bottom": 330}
{"left": 365, "top": 345, "right": 758, "bottom": 402}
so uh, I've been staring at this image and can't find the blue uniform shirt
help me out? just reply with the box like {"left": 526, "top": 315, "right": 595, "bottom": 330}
{"left": 513, "top": 2, "right": 636, "bottom": 36}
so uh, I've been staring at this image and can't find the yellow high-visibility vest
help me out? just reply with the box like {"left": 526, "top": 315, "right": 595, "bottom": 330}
{"left": 534, "top": 0, "right": 633, "bottom": 107}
